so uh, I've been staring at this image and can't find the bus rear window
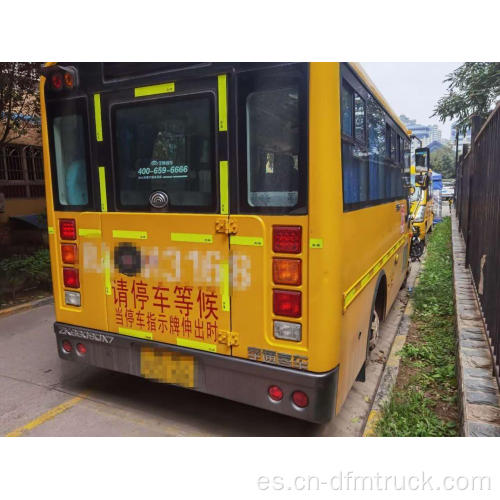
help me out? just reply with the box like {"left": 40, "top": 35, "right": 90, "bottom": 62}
{"left": 113, "top": 95, "right": 215, "bottom": 211}
{"left": 51, "top": 111, "right": 90, "bottom": 207}
{"left": 246, "top": 87, "right": 300, "bottom": 208}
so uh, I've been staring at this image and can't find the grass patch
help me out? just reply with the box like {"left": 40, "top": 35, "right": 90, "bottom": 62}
{"left": 374, "top": 217, "right": 459, "bottom": 437}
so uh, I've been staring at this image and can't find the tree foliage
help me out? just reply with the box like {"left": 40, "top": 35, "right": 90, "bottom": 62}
{"left": 0, "top": 62, "right": 41, "bottom": 146}
{"left": 431, "top": 145, "right": 456, "bottom": 179}
{"left": 432, "top": 62, "right": 500, "bottom": 134}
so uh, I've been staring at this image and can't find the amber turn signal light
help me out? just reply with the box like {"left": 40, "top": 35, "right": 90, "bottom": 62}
{"left": 273, "top": 258, "right": 302, "bottom": 286}
{"left": 61, "top": 244, "right": 77, "bottom": 265}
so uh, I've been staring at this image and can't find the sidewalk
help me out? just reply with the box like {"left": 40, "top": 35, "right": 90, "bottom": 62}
{"left": 451, "top": 210, "right": 500, "bottom": 436}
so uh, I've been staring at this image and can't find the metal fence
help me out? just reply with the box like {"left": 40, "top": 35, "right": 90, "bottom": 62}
{"left": 0, "top": 144, "right": 45, "bottom": 199}
{"left": 456, "top": 103, "right": 500, "bottom": 382}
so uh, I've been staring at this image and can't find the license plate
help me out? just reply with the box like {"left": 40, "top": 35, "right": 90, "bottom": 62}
{"left": 140, "top": 347, "right": 194, "bottom": 388}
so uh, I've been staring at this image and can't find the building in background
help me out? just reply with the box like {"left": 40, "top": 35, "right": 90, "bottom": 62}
{"left": 400, "top": 115, "right": 444, "bottom": 163}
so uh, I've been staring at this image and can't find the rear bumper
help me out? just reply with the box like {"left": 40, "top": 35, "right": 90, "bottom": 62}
{"left": 54, "top": 322, "right": 338, "bottom": 423}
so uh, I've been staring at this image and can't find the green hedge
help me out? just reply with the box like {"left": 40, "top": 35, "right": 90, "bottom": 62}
{"left": 0, "top": 248, "right": 52, "bottom": 301}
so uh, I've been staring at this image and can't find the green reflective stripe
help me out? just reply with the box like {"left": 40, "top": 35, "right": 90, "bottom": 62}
{"left": 220, "top": 260, "right": 230, "bottom": 312}
{"left": 98, "top": 166, "right": 107, "bottom": 212}
{"left": 230, "top": 235, "right": 264, "bottom": 247}
{"left": 217, "top": 74, "right": 227, "bottom": 131}
{"left": 343, "top": 234, "right": 407, "bottom": 311}
{"left": 309, "top": 238, "right": 323, "bottom": 249}
{"left": 103, "top": 248, "right": 111, "bottom": 296}
{"left": 220, "top": 160, "right": 229, "bottom": 215}
{"left": 118, "top": 327, "right": 152, "bottom": 340}
{"left": 48, "top": 226, "right": 55, "bottom": 235}
{"left": 177, "top": 337, "right": 217, "bottom": 353}
{"left": 94, "top": 94, "right": 103, "bottom": 142}
{"left": 112, "top": 230, "right": 148, "bottom": 240}
{"left": 171, "top": 232, "right": 213, "bottom": 244}
{"left": 134, "top": 82, "right": 175, "bottom": 97}
{"left": 79, "top": 228, "right": 101, "bottom": 237}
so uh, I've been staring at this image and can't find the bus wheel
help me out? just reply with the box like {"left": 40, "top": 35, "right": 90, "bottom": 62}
{"left": 368, "top": 308, "right": 380, "bottom": 351}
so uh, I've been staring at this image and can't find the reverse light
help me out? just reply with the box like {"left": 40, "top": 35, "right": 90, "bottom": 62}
{"left": 273, "top": 290, "right": 301, "bottom": 318}
{"left": 268, "top": 385, "right": 283, "bottom": 402}
{"left": 273, "top": 258, "right": 301, "bottom": 285}
{"left": 62, "top": 340, "right": 72, "bottom": 353}
{"left": 63, "top": 268, "right": 80, "bottom": 288}
{"left": 59, "top": 219, "right": 76, "bottom": 240}
{"left": 64, "top": 290, "right": 81, "bottom": 307}
{"left": 273, "top": 320, "right": 302, "bottom": 342}
{"left": 273, "top": 226, "right": 302, "bottom": 254}
{"left": 292, "top": 390, "right": 309, "bottom": 408}
{"left": 61, "top": 244, "right": 77, "bottom": 264}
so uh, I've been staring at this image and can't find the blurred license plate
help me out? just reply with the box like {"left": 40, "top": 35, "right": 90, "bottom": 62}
{"left": 140, "top": 347, "right": 194, "bottom": 388}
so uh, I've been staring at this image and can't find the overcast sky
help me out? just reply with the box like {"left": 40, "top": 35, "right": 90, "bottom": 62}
{"left": 361, "top": 62, "right": 462, "bottom": 139}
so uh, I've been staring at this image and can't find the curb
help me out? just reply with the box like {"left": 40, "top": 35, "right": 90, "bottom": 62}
{"left": 0, "top": 295, "right": 54, "bottom": 318}
{"left": 362, "top": 296, "right": 415, "bottom": 436}
{"left": 451, "top": 210, "right": 500, "bottom": 437}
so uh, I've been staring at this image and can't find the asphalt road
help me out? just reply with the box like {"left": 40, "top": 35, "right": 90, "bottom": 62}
{"left": 0, "top": 263, "right": 419, "bottom": 437}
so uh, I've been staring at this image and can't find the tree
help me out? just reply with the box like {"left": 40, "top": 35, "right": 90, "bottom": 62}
{"left": 0, "top": 63, "right": 41, "bottom": 147}
{"left": 432, "top": 62, "right": 500, "bottom": 134}
{"left": 431, "top": 145, "right": 456, "bottom": 179}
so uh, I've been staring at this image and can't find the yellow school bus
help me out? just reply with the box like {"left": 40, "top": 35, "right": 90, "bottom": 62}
{"left": 409, "top": 151, "right": 434, "bottom": 242}
{"left": 41, "top": 62, "right": 411, "bottom": 423}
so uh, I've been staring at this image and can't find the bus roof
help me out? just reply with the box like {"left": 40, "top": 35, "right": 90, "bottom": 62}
{"left": 348, "top": 63, "right": 411, "bottom": 137}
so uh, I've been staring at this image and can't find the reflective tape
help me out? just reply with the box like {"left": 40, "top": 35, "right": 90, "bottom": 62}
{"left": 103, "top": 248, "right": 111, "bottom": 296}
{"left": 48, "top": 226, "right": 55, "bottom": 235}
{"left": 79, "top": 228, "right": 101, "bottom": 237}
{"left": 220, "top": 260, "right": 230, "bottom": 312}
{"left": 171, "top": 233, "right": 213, "bottom": 244}
{"left": 98, "top": 166, "right": 107, "bottom": 212}
{"left": 118, "top": 327, "right": 153, "bottom": 340}
{"left": 343, "top": 234, "right": 407, "bottom": 311}
{"left": 217, "top": 74, "right": 227, "bottom": 131}
{"left": 219, "top": 160, "right": 229, "bottom": 215}
{"left": 230, "top": 235, "right": 264, "bottom": 247}
{"left": 177, "top": 337, "right": 217, "bottom": 353}
{"left": 309, "top": 238, "right": 323, "bottom": 249}
{"left": 94, "top": 94, "right": 103, "bottom": 142}
{"left": 134, "top": 82, "right": 175, "bottom": 97}
{"left": 112, "top": 230, "right": 148, "bottom": 240}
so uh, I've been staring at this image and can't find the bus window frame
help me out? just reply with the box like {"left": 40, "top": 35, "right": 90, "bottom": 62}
{"left": 108, "top": 90, "right": 219, "bottom": 214}
{"left": 46, "top": 95, "right": 96, "bottom": 212}
{"left": 340, "top": 63, "right": 408, "bottom": 213}
{"left": 234, "top": 63, "right": 309, "bottom": 215}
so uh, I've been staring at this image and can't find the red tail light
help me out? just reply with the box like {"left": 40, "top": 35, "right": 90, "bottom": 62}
{"left": 59, "top": 219, "right": 76, "bottom": 240}
{"left": 273, "top": 226, "right": 302, "bottom": 254}
{"left": 273, "top": 289, "right": 301, "bottom": 317}
{"left": 76, "top": 343, "right": 87, "bottom": 355}
{"left": 63, "top": 268, "right": 80, "bottom": 288}
{"left": 51, "top": 72, "right": 63, "bottom": 91}
{"left": 268, "top": 385, "right": 283, "bottom": 402}
{"left": 62, "top": 340, "right": 72, "bottom": 353}
{"left": 292, "top": 390, "right": 309, "bottom": 408}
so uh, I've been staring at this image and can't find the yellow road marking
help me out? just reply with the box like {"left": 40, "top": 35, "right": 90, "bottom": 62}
{"left": 386, "top": 334, "right": 407, "bottom": 367}
{"left": 362, "top": 409, "right": 380, "bottom": 437}
{"left": 5, "top": 394, "right": 85, "bottom": 437}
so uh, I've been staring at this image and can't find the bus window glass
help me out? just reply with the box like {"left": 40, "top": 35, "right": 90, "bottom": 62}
{"left": 113, "top": 96, "right": 214, "bottom": 210}
{"left": 341, "top": 83, "right": 353, "bottom": 136}
{"left": 246, "top": 87, "right": 300, "bottom": 207}
{"left": 367, "top": 95, "right": 385, "bottom": 201}
{"left": 354, "top": 93, "right": 366, "bottom": 143}
{"left": 391, "top": 129, "right": 397, "bottom": 161}
{"left": 52, "top": 114, "right": 89, "bottom": 206}
{"left": 342, "top": 142, "right": 368, "bottom": 204}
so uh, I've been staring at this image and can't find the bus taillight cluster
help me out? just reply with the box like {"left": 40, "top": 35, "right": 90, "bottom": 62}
{"left": 272, "top": 226, "right": 302, "bottom": 342}
{"left": 59, "top": 218, "right": 81, "bottom": 306}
